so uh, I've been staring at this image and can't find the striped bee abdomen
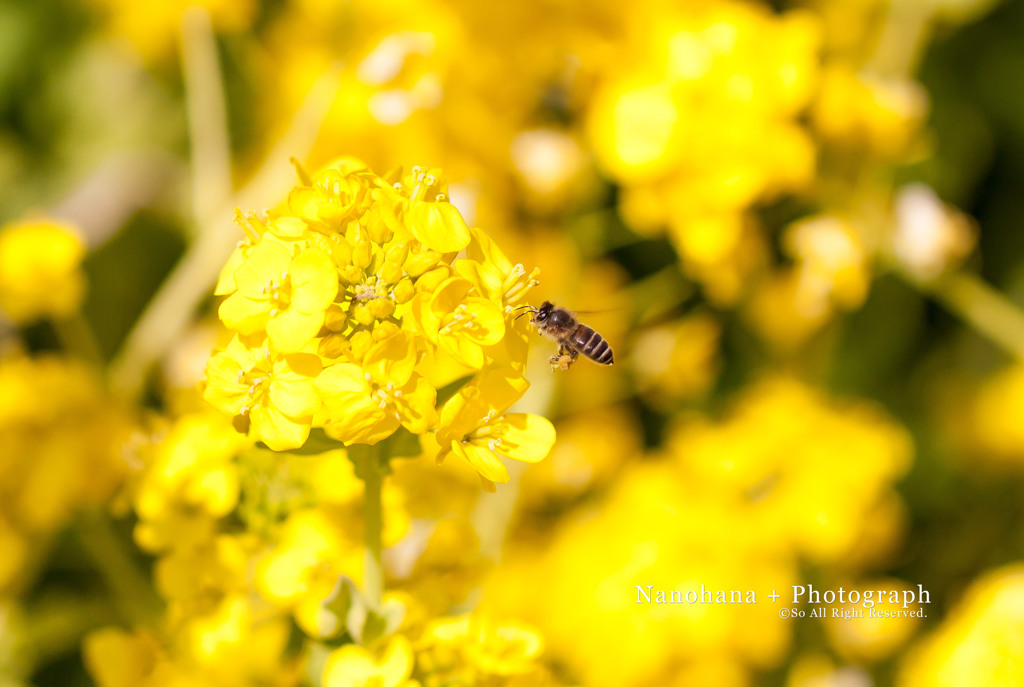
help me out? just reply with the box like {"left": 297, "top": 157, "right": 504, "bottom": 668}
{"left": 572, "top": 325, "right": 614, "bottom": 365}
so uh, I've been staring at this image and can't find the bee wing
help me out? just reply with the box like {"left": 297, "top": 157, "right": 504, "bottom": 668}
{"left": 569, "top": 308, "right": 622, "bottom": 315}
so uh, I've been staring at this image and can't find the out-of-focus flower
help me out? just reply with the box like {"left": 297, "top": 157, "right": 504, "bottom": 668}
{"left": 899, "top": 565, "right": 1024, "bottom": 687}
{"left": 518, "top": 405, "right": 641, "bottom": 508}
{"left": 745, "top": 269, "right": 833, "bottom": 350}
{"left": 786, "top": 654, "right": 871, "bottom": 687}
{"left": 784, "top": 214, "right": 871, "bottom": 315}
{"left": 488, "top": 460, "right": 797, "bottom": 687}
{"left": 323, "top": 635, "right": 415, "bottom": 687}
{"left": 972, "top": 365, "right": 1024, "bottom": 462}
{"left": 84, "top": 615, "right": 299, "bottom": 687}
{"left": 488, "top": 379, "right": 911, "bottom": 686}
{"left": 0, "top": 355, "right": 129, "bottom": 590}
{"left": 667, "top": 378, "right": 912, "bottom": 564}
{"left": 747, "top": 214, "right": 872, "bottom": 351}
{"left": 631, "top": 311, "right": 721, "bottom": 408}
{"left": 510, "top": 128, "right": 589, "bottom": 210}
{"left": 585, "top": 2, "right": 820, "bottom": 301}
{"left": 415, "top": 612, "right": 550, "bottom": 684}
{"left": 0, "top": 218, "right": 86, "bottom": 324}
{"left": 891, "top": 183, "right": 975, "bottom": 281}
{"left": 86, "top": 0, "right": 257, "bottom": 62}
{"left": 813, "top": 66, "right": 928, "bottom": 159}
{"left": 823, "top": 579, "right": 921, "bottom": 661}
{"left": 133, "top": 413, "right": 245, "bottom": 552}
{"left": 255, "top": 508, "right": 364, "bottom": 637}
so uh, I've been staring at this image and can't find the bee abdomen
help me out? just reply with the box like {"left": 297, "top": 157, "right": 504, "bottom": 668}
{"left": 572, "top": 325, "right": 614, "bottom": 365}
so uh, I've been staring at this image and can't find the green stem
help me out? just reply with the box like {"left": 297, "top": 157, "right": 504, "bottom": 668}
{"left": 180, "top": 6, "right": 233, "bottom": 228}
{"left": 53, "top": 312, "right": 103, "bottom": 366}
{"left": 108, "top": 67, "right": 342, "bottom": 400}
{"left": 362, "top": 449, "right": 384, "bottom": 611}
{"left": 865, "top": 0, "right": 933, "bottom": 77}
{"left": 22, "top": 596, "right": 115, "bottom": 665}
{"left": 916, "top": 271, "right": 1024, "bottom": 359}
{"left": 76, "top": 511, "right": 161, "bottom": 627}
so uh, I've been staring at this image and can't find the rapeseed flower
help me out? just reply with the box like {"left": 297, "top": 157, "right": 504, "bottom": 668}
{"left": 0, "top": 355, "right": 129, "bottom": 590}
{"left": 322, "top": 635, "right": 415, "bottom": 687}
{"left": 315, "top": 331, "right": 437, "bottom": 445}
{"left": 435, "top": 368, "right": 556, "bottom": 489}
{"left": 203, "top": 335, "right": 322, "bottom": 451}
{"left": 218, "top": 241, "right": 338, "bottom": 353}
{"left": 0, "top": 218, "right": 86, "bottom": 324}
{"left": 134, "top": 413, "right": 246, "bottom": 551}
{"left": 204, "top": 159, "right": 552, "bottom": 477}
{"left": 899, "top": 565, "right": 1024, "bottom": 687}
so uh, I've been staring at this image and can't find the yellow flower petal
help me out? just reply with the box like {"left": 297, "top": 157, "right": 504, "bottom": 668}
{"left": 218, "top": 292, "right": 270, "bottom": 334}
{"left": 395, "top": 375, "right": 438, "bottom": 434}
{"left": 492, "top": 413, "right": 556, "bottom": 464}
{"left": 203, "top": 351, "right": 247, "bottom": 415}
{"left": 214, "top": 244, "right": 247, "bottom": 295}
{"left": 268, "top": 216, "right": 308, "bottom": 238}
{"left": 407, "top": 201, "right": 471, "bottom": 253}
{"left": 267, "top": 309, "right": 325, "bottom": 353}
{"left": 290, "top": 249, "right": 339, "bottom": 313}
{"left": 250, "top": 405, "right": 310, "bottom": 451}
{"left": 269, "top": 354, "right": 322, "bottom": 417}
{"left": 234, "top": 240, "right": 291, "bottom": 298}
{"left": 451, "top": 441, "right": 510, "bottom": 483}
{"left": 365, "top": 331, "right": 417, "bottom": 386}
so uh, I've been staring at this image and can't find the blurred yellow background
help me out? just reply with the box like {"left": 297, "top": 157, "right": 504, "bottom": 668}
{"left": 3, "top": 0, "right": 1024, "bottom": 685}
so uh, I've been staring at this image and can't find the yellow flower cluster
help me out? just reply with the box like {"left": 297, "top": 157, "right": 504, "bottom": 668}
{"left": 490, "top": 379, "right": 912, "bottom": 687}
{"left": 0, "top": 355, "right": 129, "bottom": 592}
{"left": 81, "top": 158, "right": 565, "bottom": 687}
{"left": 0, "top": 218, "right": 86, "bottom": 324}
{"left": 586, "top": 2, "right": 819, "bottom": 302}
{"left": 89, "top": 408, "right": 560, "bottom": 685}
{"left": 322, "top": 614, "right": 560, "bottom": 687}
{"left": 899, "top": 565, "right": 1024, "bottom": 686}
{"left": 203, "top": 159, "right": 554, "bottom": 488}
{"left": 15, "top": 0, "right": 1017, "bottom": 684}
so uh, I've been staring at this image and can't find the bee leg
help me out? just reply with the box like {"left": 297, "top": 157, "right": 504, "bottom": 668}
{"left": 549, "top": 346, "right": 576, "bottom": 371}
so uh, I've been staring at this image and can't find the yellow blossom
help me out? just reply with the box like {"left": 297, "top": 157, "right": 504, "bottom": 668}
{"left": 435, "top": 368, "right": 555, "bottom": 488}
{"left": 783, "top": 214, "right": 871, "bottom": 313}
{"left": 315, "top": 331, "right": 438, "bottom": 445}
{"left": 422, "top": 615, "right": 544, "bottom": 677}
{"left": 398, "top": 165, "right": 472, "bottom": 253}
{"left": 0, "top": 355, "right": 129, "bottom": 579}
{"left": 813, "top": 65, "right": 928, "bottom": 159}
{"left": 900, "top": 565, "right": 1024, "bottom": 687}
{"left": 0, "top": 218, "right": 86, "bottom": 324}
{"left": 824, "top": 579, "right": 920, "bottom": 662}
{"left": 219, "top": 240, "right": 338, "bottom": 353}
{"left": 322, "top": 635, "right": 415, "bottom": 687}
{"left": 412, "top": 277, "right": 505, "bottom": 370}
{"left": 255, "top": 508, "right": 363, "bottom": 638}
{"left": 203, "top": 335, "right": 321, "bottom": 450}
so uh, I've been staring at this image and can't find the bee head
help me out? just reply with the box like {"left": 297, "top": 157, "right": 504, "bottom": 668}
{"left": 532, "top": 301, "right": 555, "bottom": 323}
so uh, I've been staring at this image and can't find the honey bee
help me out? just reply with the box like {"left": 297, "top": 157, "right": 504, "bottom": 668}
{"left": 516, "top": 301, "right": 614, "bottom": 370}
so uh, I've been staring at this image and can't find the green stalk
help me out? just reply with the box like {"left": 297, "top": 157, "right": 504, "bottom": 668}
{"left": 53, "top": 312, "right": 103, "bottom": 366}
{"left": 915, "top": 271, "right": 1024, "bottom": 360}
{"left": 362, "top": 448, "right": 384, "bottom": 611}
{"left": 180, "top": 6, "right": 233, "bottom": 231}
{"left": 108, "top": 67, "right": 342, "bottom": 399}
{"left": 75, "top": 512, "right": 161, "bottom": 627}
